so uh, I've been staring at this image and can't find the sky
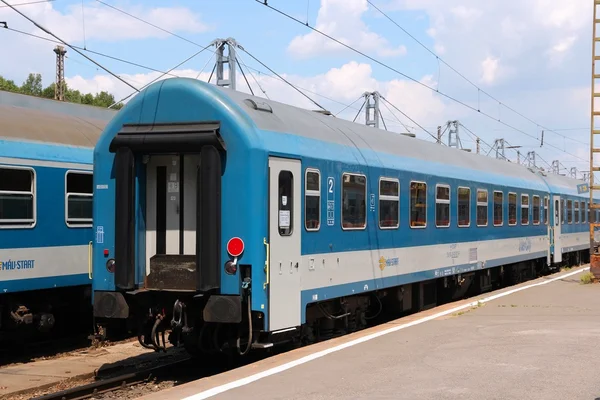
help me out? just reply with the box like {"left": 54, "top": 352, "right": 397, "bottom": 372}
{"left": 0, "top": 0, "right": 594, "bottom": 175}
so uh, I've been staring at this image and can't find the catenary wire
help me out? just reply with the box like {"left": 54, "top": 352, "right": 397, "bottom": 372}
{"left": 2, "top": 26, "right": 180, "bottom": 78}
{"left": 366, "top": 0, "right": 589, "bottom": 147}
{"left": 108, "top": 42, "right": 213, "bottom": 107}
{"left": 0, "top": 0, "right": 54, "bottom": 8}
{"left": 254, "top": 0, "right": 587, "bottom": 162}
{"left": 0, "top": 0, "right": 138, "bottom": 91}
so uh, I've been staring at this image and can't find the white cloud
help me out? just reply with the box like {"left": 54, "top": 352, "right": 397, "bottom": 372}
{"left": 390, "top": 0, "right": 589, "bottom": 85}
{"left": 288, "top": 0, "right": 406, "bottom": 59}
{"left": 1, "top": 1, "right": 211, "bottom": 43}
{"left": 480, "top": 56, "right": 499, "bottom": 85}
{"left": 0, "top": 1, "right": 211, "bottom": 87}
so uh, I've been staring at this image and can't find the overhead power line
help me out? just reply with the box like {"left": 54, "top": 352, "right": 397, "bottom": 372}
{"left": 108, "top": 42, "right": 213, "bottom": 107}
{"left": 3, "top": 26, "right": 180, "bottom": 77}
{"left": 1, "top": 24, "right": 359, "bottom": 117}
{"left": 254, "top": 0, "right": 587, "bottom": 163}
{"left": 0, "top": 0, "right": 54, "bottom": 8}
{"left": 0, "top": 0, "right": 139, "bottom": 92}
{"left": 91, "top": 1, "right": 328, "bottom": 111}
{"left": 366, "top": 0, "right": 589, "bottom": 147}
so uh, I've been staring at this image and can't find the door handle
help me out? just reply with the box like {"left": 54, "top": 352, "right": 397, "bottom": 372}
{"left": 294, "top": 262, "right": 299, "bottom": 269}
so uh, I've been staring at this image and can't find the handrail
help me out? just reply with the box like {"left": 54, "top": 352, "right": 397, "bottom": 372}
{"left": 88, "top": 241, "right": 93, "bottom": 279}
{"left": 263, "top": 237, "right": 269, "bottom": 289}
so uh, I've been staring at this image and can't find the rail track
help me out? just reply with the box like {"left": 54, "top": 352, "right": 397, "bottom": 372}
{"left": 27, "top": 345, "right": 279, "bottom": 400}
{"left": 30, "top": 355, "right": 194, "bottom": 400}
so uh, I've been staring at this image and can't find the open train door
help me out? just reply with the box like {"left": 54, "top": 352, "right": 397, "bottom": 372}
{"left": 267, "top": 157, "right": 302, "bottom": 332}
{"left": 552, "top": 195, "right": 562, "bottom": 263}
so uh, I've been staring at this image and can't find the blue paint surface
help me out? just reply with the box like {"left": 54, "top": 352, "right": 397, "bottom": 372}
{"left": 0, "top": 139, "right": 93, "bottom": 164}
{"left": 0, "top": 165, "right": 94, "bottom": 249}
{"left": 0, "top": 139, "right": 93, "bottom": 294}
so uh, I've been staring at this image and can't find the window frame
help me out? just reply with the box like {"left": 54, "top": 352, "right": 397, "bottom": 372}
{"left": 304, "top": 168, "right": 321, "bottom": 232}
{"left": 341, "top": 172, "right": 367, "bottom": 231}
{"left": 476, "top": 189, "right": 488, "bottom": 227}
{"left": 64, "top": 170, "right": 94, "bottom": 228}
{"left": 508, "top": 192, "right": 517, "bottom": 226}
{"left": 410, "top": 180, "right": 428, "bottom": 229}
{"left": 574, "top": 200, "right": 580, "bottom": 224}
{"left": 521, "top": 194, "right": 530, "bottom": 225}
{"left": 532, "top": 195, "right": 540, "bottom": 225}
{"left": 435, "top": 183, "right": 451, "bottom": 228}
{"left": 457, "top": 186, "right": 471, "bottom": 228}
{"left": 567, "top": 199, "right": 573, "bottom": 224}
{"left": 277, "top": 170, "right": 294, "bottom": 236}
{"left": 378, "top": 177, "right": 400, "bottom": 230}
{"left": 0, "top": 165, "right": 37, "bottom": 229}
{"left": 493, "top": 190, "right": 503, "bottom": 226}
{"left": 544, "top": 196, "right": 548, "bottom": 225}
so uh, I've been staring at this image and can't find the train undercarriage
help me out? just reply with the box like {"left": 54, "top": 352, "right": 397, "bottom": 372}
{"left": 0, "top": 286, "right": 92, "bottom": 345}
{"left": 98, "top": 249, "right": 587, "bottom": 359}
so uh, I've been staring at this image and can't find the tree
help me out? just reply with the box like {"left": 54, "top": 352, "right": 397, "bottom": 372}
{"left": 0, "top": 73, "right": 124, "bottom": 109}
{"left": 0, "top": 76, "right": 20, "bottom": 93}
{"left": 20, "top": 73, "right": 43, "bottom": 96}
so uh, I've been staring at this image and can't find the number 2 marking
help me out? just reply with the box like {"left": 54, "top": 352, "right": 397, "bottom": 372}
{"left": 328, "top": 178, "right": 334, "bottom": 193}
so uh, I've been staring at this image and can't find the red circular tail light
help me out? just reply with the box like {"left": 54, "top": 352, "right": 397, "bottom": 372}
{"left": 227, "top": 237, "right": 244, "bottom": 257}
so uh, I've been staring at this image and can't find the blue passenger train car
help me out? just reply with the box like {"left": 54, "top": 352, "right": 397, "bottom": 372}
{"left": 0, "top": 90, "right": 116, "bottom": 341}
{"left": 91, "top": 78, "right": 595, "bottom": 355}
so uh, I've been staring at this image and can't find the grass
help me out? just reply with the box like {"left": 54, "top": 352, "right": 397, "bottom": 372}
{"left": 580, "top": 271, "right": 595, "bottom": 284}
{"left": 452, "top": 300, "right": 484, "bottom": 317}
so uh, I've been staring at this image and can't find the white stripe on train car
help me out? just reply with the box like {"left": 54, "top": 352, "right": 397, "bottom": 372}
{"left": 182, "top": 266, "right": 589, "bottom": 400}
{"left": 0, "top": 245, "right": 88, "bottom": 281}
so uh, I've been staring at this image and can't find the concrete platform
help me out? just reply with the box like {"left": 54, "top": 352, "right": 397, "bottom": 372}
{"left": 0, "top": 339, "right": 180, "bottom": 398}
{"left": 143, "top": 265, "right": 600, "bottom": 400}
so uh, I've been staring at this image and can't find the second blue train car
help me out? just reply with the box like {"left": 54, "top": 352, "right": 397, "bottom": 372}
{"left": 0, "top": 90, "right": 116, "bottom": 343}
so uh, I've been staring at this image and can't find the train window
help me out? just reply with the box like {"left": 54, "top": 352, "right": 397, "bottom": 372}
{"left": 304, "top": 169, "right": 320, "bottom": 231}
{"left": 410, "top": 181, "right": 427, "bottom": 228}
{"left": 379, "top": 178, "right": 399, "bottom": 229}
{"left": 342, "top": 173, "right": 366, "bottom": 230}
{"left": 477, "top": 189, "right": 488, "bottom": 227}
{"left": 521, "top": 194, "right": 529, "bottom": 225}
{"left": 585, "top": 202, "right": 588, "bottom": 223}
{"left": 562, "top": 200, "right": 565, "bottom": 224}
{"left": 567, "top": 200, "right": 573, "bottom": 224}
{"left": 0, "top": 166, "right": 35, "bottom": 227}
{"left": 65, "top": 171, "right": 93, "bottom": 227}
{"left": 508, "top": 192, "right": 517, "bottom": 226}
{"left": 458, "top": 187, "right": 470, "bottom": 227}
{"left": 533, "top": 195, "right": 540, "bottom": 225}
{"left": 435, "top": 184, "right": 450, "bottom": 228}
{"left": 493, "top": 191, "right": 503, "bottom": 226}
{"left": 278, "top": 170, "right": 294, "bottom": 236}
{"left": 574, "top": 201, "right": 580, "bottom": 224}
{"left": 544, "top": 196, "right": 548, "bottom": 225}
{"left": 581, "top": 201, "right": 585, "bottom": 223}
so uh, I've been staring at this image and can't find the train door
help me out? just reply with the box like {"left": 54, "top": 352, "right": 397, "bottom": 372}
{"left": 552, "top": 195, "right": 562, "bottom": 263}
{"left": 145, "top": 155, "right": 200, "bottom": 274}
{"left": 268, "top": 157, "right": 301, "bottom": 331}
{"left": 146, "top": 155, "right": 180, "bottom": 271}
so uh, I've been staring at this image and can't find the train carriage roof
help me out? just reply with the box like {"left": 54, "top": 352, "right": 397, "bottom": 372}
{"left": 0, "top": 90, "right": 117, "bottom": 147}
{"left": 100, "top": 78, "right": 591, "bottom": 196}
{"left": 210, "top": 83, "right": 572, "bottom": 191}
